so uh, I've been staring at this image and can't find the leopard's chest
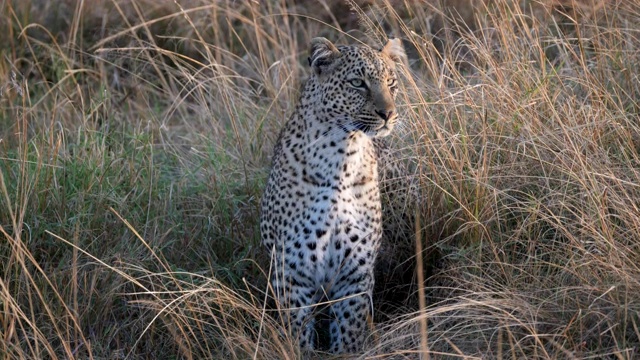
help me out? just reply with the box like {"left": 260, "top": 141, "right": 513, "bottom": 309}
{"left": 276, "top": 130, "right": 382, "bottom": 276}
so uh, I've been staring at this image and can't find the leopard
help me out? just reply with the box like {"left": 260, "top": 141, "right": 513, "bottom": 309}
{"left": 260, "top": 36, "right": 406, "bottom": 354}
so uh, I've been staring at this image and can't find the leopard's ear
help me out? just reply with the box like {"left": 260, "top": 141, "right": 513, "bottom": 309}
{"left": 381, "top": 38, "right": 407, "bottom": 67}
{"left": 308, "top": 37, "right": 341, "bottom": 76}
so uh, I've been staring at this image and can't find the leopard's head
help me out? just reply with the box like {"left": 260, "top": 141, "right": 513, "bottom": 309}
{"left": 308, "top": 37, "right": 406, "bottom": 137}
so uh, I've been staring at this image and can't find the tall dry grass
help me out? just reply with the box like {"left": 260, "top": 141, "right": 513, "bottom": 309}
{"left": 1, "top": 0, "right": 640, "bottom": 358}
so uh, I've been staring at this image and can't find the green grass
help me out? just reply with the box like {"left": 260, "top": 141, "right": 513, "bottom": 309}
{"left": 2, "top": 0, "right": 640, "bottom": 358}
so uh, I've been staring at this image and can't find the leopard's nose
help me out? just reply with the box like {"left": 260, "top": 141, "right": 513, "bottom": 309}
{"left": 375, "top": 109, "right": 395, "bottom": 121}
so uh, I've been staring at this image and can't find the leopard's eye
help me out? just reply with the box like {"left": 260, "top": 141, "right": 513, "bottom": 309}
{"left": 387, "top": 78, "right": 397, "bottom": 88}
{"left": 348, "top": 78, "right": 366, "bottom": 88}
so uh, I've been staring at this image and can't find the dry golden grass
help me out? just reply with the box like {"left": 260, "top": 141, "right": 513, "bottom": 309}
{"left": 1, "top": 0, "right": 640, "bottom": 358}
